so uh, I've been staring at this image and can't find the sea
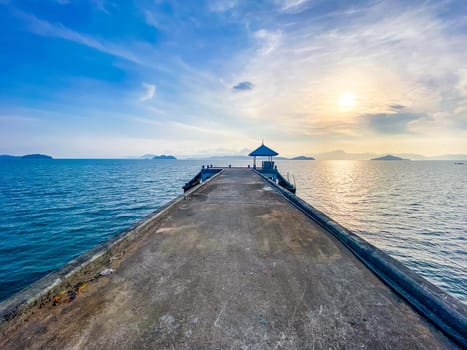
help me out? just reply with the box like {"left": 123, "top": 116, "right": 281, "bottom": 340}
{"left": 0, "top": 159, "right": 465, "bottom": 303}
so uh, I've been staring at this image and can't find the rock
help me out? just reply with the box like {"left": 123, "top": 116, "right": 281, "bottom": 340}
{"left": 99, "top": 268, "right": 114, "bottom": 276}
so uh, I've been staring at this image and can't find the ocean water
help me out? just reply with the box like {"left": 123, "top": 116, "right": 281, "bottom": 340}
{"left": 277, "top": 160, "right": 467, "bottom": 303}
{"left": 0, "top": 159, "right": 465, "bottom": 303}
{"left": 0, "top": 159, "right": 202, "bottom": 301}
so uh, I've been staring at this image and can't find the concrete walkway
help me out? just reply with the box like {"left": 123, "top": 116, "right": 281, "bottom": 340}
{"left": 0, "top": 169, "right": 458, "bottom": 349}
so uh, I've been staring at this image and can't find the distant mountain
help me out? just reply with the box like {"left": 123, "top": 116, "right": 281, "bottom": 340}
{"left": 0, "top": 154, "right": 53, "bottom": 160}
{"left": 152, "top": 155, "right": 176, "bottom": 160}
{"left": 185, "top": 155, "right": 315, "bottom": 160}
{"left": 134, "top": 150, "right": 467, "bottom": 161}
{"left": 371, "top": 155, "right": 406, "bottom": 161}
{"left": 315, "top": 150, "right": 375, "bottom": 160}
{"left": 290, "top": 156, "right": 315, "bottom": 160}
{"left": 22, "top": 154, "right": 53, "bottom": 159}
{"left": 313, "top": 150, "right": 467, "bottom": 160}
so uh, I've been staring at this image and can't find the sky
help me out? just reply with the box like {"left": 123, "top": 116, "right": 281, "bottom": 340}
{"left": 0, "top": 0, "right": 467, "bottom": 158}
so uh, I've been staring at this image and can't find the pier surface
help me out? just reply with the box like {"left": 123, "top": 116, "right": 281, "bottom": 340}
{"left": 0, "top": 169, "right": 458, "bottom": 349}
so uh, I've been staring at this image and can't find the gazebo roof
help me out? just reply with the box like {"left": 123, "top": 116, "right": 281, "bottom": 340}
{"left": 248, "top": 143, "right": 279, "bottom": 157}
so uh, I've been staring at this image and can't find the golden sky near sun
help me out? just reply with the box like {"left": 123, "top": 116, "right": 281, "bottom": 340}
{"left": 1, "top": 0, "right": 466, "bottom": 157}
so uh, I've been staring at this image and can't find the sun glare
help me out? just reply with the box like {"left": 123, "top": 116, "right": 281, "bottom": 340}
{"left": 338, "top": 92, "right": 356, "bottom": 110}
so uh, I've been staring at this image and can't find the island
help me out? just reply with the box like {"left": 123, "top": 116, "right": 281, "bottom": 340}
{"left": 152, "top": 155, "right": 176, "bottom": 160}
{"left": 371, "top": 155, "right": 406, "bottom": 161}
{"left": 21, "top": 154, "right": 53, "bottom": 160}
{"left": 0, "top": 154, "right": 53, "bottom": 160}
{"left": 290, "top": 156, "right": 315, "bottom": 160}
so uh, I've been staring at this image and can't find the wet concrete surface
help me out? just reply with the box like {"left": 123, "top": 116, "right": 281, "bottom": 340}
{"left": 0, "top": 169, "right": 458, "bottom": 349}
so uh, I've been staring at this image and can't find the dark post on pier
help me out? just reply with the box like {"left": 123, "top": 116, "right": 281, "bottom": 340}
{"left": 1, "top": 166, "right": 466, "bottom": 348}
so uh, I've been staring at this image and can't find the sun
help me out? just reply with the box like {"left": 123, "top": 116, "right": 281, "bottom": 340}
{"left": 338, "top": 92, "right": 356, "bottom": 110}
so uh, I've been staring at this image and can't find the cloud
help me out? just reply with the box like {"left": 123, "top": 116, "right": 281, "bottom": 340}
{"left": 15, "top": 9, "right": 198, "bottom": 77}
{"left": 91, "top": 0, "right": 111, "bottom": 14}
{"left": 365, "top": 112, "right": 427, "bottom": 134}
{"left": 219, "top": 0, "right": 467, "bottom": 146}
{"left": 14, "top": 10, "right": 144, "bottom": 64}
{"left": 6, "top": 0, "right": 467, "bottom": 156}
{"left": 143, "top": 10, "right": 160, "bottom": 29}
{"left": 233, "top": 81, "right": 254, "bottom": 91}
{"left": 0, "top": 115, "right": 39, "bottom": 123}
{"left": 140, "top": 83, "right": 156, "bottom": 101}
{"left": 277, "top": 0, "right": 310, "bottom": 13}
{"left": 254, "top": 29, "right": 282, "bottom": 55}
{"left": 208, "top": 0, "right": 238, "bottom": 12}
{"left": 389, "top": 104, "right": 406, "bottom": 111}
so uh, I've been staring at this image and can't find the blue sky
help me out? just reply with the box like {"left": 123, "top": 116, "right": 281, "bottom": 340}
{"left": 1, "top": 0, "right": 466, "bottom": 157}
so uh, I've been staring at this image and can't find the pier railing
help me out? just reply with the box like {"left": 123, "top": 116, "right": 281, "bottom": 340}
{"left": 183, "top": 166, "right": 297, "bottom": 194}
{"left": 183, "top": 167, "right": 222, "bottom": 192}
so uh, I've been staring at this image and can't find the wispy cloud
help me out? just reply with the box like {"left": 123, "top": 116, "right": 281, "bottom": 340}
{"left": 389, "top": 104, "right": 406, "bottom": 111}
{"left": 233, "top": 81, "right": 254, "bottom": 91}
{"left": 208, "top": 0, "right": 238, "bottom": 13}
{"left": 365, "top": 111, "right": 427, "bottom": 134}
{"left": 143, "top": 9, "right": 161, "bottom": 29}
{"left": 90, "top": 0, "right": 112, "bottom": 15}
{"left": 14, "top": 10, "right": 143, "bottom": 64}
{"left": 0, "top": 115, "right": 39, "bottom": 123}
{"left": 254, "top": 29, "right": 282, "bottom": 55}
{"left": 131, "top": 117, "right": 250, "bottom": 152}
{"left": 3, "top": 0, "right": 467, "bottom": 156}
{"left": 221, "top": 1, "right": 467, "bottom": 149}
{"left": 277, "top": 0, "right": 310, "bottom": 13}
{"left": 140, "top": 83, "right": 156, "bottom": 101}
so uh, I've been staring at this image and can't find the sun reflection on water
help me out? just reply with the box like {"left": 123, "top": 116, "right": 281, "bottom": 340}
{"left": 277, "top": 159, "right": 467, "bottom": 303}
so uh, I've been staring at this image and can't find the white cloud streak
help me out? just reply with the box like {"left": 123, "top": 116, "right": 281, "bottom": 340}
{"left": 254, "top": 29, "right": 282, "bottom": 55}
{"left": 91, "top": 0, "right": 111, "bottom": 15}
{"left": 277, "top": 0, "right": 310, "bottom": 13}
{"left": 14, "top": 9, "right": 210, "bottom": 80}
{"left": 140, "top": 83, "right": 156, "bottom": 101}
{"left": 208, "top": 0, "right": 238, "bottom": 13}
{"left": 15, "top": 10, "right": 143, "bottom": 64}
{"left": 0, "top": 115, "right": 39, "bottom": 123}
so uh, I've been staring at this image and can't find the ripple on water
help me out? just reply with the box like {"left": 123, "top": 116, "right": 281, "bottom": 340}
{"left": 278, "top": 160, "right": 467, "bottom": 303}
{"left": 0, "top": 159, "right": 466, "bottom": 304}
{"left": 0, "top": 159, "right": 209, "bottom": 301}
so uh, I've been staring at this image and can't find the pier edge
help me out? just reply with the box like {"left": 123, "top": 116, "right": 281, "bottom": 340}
{"left": 254, "top": 169, "right": 467, "bottom": 348}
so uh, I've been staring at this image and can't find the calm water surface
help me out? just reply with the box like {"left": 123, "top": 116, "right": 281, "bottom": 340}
{"left": 278, "top": 160, "right": 466, "bottom": 303}
{"left": 0, "top": 159, "right": 465, "bottom": 303}
{"left": 0, "top": 159, "right": 200, "bottom": 301}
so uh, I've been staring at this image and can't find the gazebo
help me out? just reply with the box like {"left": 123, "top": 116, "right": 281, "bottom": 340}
{"left": 248, "top": 142, "right": 279, "bottom": 169}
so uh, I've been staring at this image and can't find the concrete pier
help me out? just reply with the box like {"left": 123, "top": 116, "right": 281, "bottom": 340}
{"left": 0, "top": 169, "right": 461, "bottom": 349}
